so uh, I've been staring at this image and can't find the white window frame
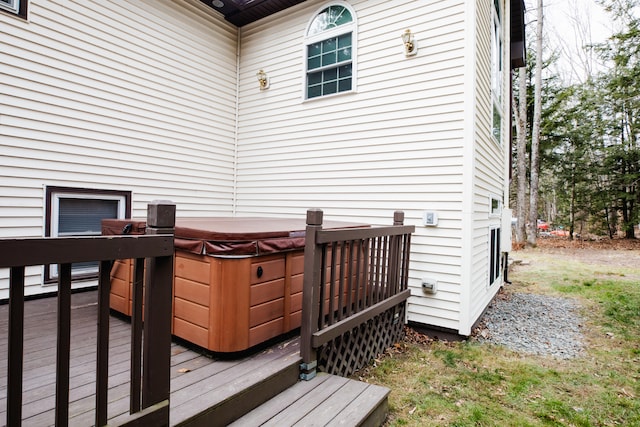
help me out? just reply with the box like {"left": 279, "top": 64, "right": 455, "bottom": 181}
{"left": 0, "top": 0, "right": 19, "bottom": 14}
{"left": 50, "top": 192, "right": 127, "bottom": 237}
{"left": 46, "top": 188, "right": 129, "bottom": 282}
{"left": 489, "top": 195, "right": 502, "bottom": 217}
{"left": 303, "top": 1, "right": 357, "bottom": 101}
{"left": 491, "top": 0, "right": 504, "bottom": 143}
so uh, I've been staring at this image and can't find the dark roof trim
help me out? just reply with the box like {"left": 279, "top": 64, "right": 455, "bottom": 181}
{"left": 201, "top": 0, "right": 527, "bottom": 68}
{"left": 510, "top": 0, "right": 526, "bottom": 68}
{"left": 200, "top": 0, "right": 307, "bottom": 27}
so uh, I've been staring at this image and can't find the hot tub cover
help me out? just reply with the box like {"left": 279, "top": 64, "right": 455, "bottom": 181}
{"left": 101, "top": 217, "right": 368, "bottom": 257}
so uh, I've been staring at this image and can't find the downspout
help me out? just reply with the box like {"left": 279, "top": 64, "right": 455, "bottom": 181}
{"left": 233, "top": 26, "right": 241, "bottom": 215}
{"left": 502, "top": 0, "right": 515, "bottom": 284}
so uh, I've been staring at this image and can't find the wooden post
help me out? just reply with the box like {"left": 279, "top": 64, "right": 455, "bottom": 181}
{"left": 96, "top": 260, "right": 112, "bottom": 426}
{"left": 394, "top": 211, "right": 404, "bottom": 226}
{"left": 300, "top": 208, "right": 323, "bottom": 380}
{"left": 55, "top": 263, "right": 72, "bottom": 426}
{"left": 389, "top": 211, "right": 404, "bottom": 295}
{"left": 7, "top": 267, "right": 25, "bottom": 427}
{"left": 142, "top": 201, "right": 175, "bottom": 420}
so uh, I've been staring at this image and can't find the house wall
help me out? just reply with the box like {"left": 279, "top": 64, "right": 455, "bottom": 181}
{"left": 1, "top": 0, "right": 511, "bottom": 334}
{"left": 236, "top": 0, "right": 511, "bottom": 335}
{"left": 463, "top": 0, "right": 510, "bottom": 335}
{"left": 235, "top": 0, "right": 471, "bottom": 333}
{"left": 0, "top": 0, "right": 238, "bottom": 297}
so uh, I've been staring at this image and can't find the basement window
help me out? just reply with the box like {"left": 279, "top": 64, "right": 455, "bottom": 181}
{"left": 45, "top": 187, "right": 131, "bottom": 282}
{"left": 305, "top": 3, "right": 356, "bottom": 99}
{"left": 489, "top": 227, "right": 501, "bottom": 286}
{"left": 0, "top": 0, "right": 27, "bottom": 18}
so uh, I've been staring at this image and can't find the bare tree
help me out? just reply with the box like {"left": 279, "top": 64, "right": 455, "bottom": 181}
{"left": 514, "top": 66, "right": 528, "bottom": 245}
{"left": 550, "top": 0, "right": 608, "bottom": 83}
{"left": 528, "top": 0, "right": 544, "bottom": 246}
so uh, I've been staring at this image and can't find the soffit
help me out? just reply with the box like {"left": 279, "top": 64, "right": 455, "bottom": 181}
{"left": 199, "top": 0, "right": 307, "bottom": 26}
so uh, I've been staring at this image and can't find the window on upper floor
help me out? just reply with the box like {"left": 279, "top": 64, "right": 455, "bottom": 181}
{"left": 491, "top": 0, "right": 504, "bottom": 143}
{"left": 45, "top": 187, "right": 131, "bottom": 282}
{"left": 0, "top": 0, "right": 27, "bottom": 19}
{"left": 305, "top": 3, "right": 356, "bottom": 100}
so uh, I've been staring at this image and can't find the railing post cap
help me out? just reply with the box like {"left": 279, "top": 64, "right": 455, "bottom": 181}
{"left": 306, "top": 208, "right": 324, "bottom": 226}
{"left": 147, "top": 201, "right": 176, "bottom": 228}
{"left": 394, "top": 211, "right": 404, "bottom": 225}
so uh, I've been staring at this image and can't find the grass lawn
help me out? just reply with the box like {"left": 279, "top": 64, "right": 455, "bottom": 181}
{"left": 357, "top": 239, "right": 640, "bottom": 426}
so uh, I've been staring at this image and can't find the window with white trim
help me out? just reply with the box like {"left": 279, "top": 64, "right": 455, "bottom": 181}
{"left": 491, "top": 0, "right": 504, "bottom": 143}
{"left": 489, "top": 226, "right": 501, "bottom": 285}
{"left": 0, "top": 0, "right": 27, "bottom": 18}
{"left": 45, "top": 187, "right": 131, "bottom": 281}
{"left": 490, "top": 196, "right": 501, "bottom": 216}
{"left": 305, "top": 3, "right": 356, "bottom": 99}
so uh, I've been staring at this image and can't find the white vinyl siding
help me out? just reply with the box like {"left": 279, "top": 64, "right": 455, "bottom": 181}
{"left": 0, "top": 0, "right": 238, "bottom": 297}
{"left": 237, "top": 0, "right": 468, "bottom": 332}
{"left": 464, "top": 0, "right": 508, "bottom": 334}
{"left": 1, "top": 0, "right": 513, "bottom": 335}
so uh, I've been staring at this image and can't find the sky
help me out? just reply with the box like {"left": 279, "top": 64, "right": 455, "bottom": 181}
{"left": 526, "top": 0, "right": 614, "bottom": 83}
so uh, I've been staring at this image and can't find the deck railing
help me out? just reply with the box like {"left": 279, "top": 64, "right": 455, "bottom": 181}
{"left": 0, "top": 201, "right": 176, "bottom": 427}
{"left": 300, "top": 209, "right": 414, "bottom": 379}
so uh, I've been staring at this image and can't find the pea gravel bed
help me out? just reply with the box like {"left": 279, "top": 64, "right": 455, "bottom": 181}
{"left": 473, "top": 291, "right": 585, "bottom": 359}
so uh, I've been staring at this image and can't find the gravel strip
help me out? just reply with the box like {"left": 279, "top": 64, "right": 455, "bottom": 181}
{"left": 473, "top": 291, "right": 585, "bottom": 359}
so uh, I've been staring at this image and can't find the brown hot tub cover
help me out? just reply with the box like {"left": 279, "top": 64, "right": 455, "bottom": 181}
{"left": 101, "top": 217, "right": 368, "bottom": 257}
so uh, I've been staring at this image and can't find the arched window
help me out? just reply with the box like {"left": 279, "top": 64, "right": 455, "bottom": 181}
{"left": 304, "top": 3, "right": 356, "bottom": 99}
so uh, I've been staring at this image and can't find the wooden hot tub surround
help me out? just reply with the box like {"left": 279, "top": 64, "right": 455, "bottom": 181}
{"left": 103, "top": 217, "right": 368, "bottom": 353}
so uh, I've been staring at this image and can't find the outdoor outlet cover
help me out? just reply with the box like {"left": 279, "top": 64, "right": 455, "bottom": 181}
{"left": 423, "top": 211, "right": 438, "bottom": 226}
{"left": 421, "top": 279, "right": 437, "bottom": 294}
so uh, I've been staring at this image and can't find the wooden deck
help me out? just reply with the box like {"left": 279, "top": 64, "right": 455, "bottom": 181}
{"left": 0, "top": 290, "right": 389, "bottom": 426}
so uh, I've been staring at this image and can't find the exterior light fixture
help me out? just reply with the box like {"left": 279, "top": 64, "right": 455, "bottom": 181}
{"left": 212, "top": 0, "right": 224, "bottom": 8}
{"left": 256, "top": 69, "right": 269, "bottom": 90}
{"left": 401, "top": 29, "right": 417, "bottom": 57}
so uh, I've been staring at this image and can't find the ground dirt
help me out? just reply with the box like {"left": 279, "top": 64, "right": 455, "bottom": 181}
{"left": 397, "top": 235, "right": 640, "bottom": 348}
{"left": 514, "top": 235, "right": 640, "bottom": 269}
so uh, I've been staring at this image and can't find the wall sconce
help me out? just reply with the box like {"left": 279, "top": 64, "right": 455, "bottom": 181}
{"left": 256, "top": 69, "right": 269, "bottom": 90}
{"left": 401, "top": 29, "right": 418, "bottom": 57}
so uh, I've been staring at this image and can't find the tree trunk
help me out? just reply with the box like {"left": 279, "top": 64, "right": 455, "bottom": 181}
{"left": 527, "top": 0, "right": 544, "bottom": 247}
{"left": 569, "top": 165, "right": 575, "bottom": 241}
{"left": 514, "top": 67, "right": 528, "bottom": 244}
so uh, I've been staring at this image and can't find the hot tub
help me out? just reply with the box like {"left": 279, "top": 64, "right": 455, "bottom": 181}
{"left": 101, "top": 217, "right": 367, "bottom": 353}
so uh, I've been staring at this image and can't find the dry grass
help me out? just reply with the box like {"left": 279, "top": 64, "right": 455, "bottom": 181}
{"left": 355, "top": 237, "right": 640, "bottom": 426}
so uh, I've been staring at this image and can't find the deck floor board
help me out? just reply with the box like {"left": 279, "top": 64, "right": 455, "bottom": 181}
{"left": 0, "top": 290, "right": 389, "bottom": 426}
{"left": 0, "top": 290, "right": 301, "bottom": 426}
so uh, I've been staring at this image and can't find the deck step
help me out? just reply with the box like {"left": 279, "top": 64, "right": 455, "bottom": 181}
{"left": 0, "top": 293, "right": 389, "bottom": 426}
{"left": 228, "top": 373, "right": 390, "bottom": 427}
{"left": 171, "top": 337, "right": 303, "bottom": 427}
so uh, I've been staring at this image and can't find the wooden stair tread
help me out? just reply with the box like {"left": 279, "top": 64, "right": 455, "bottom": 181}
{"left": 171, "top": 338, "right": 302, "bottom": 426}
{"left": 229, "top": 373, "right": 390, "bottom": 427}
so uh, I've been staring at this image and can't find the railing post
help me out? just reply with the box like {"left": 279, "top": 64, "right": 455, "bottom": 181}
{"left": 142, "top": 201, "right": 175, "bottom": 420}
{"left": 7, "top": 267, "right": 25, "bottom": 427}
{"left": 389, "top": 211, "right": 404, "bottom": 294}
{"left": 394, "top": 211, "right": 404, "bottom": 226}
{"left": 55, "top": 263, "right": 72, "bottom": 427}
{"left": 300, "top": 208, "right": 323, "bottom": 380}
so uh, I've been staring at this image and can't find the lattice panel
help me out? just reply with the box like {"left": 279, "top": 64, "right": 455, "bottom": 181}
{"left": 317, "top": 303, "right": 406, "bottom": 377}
